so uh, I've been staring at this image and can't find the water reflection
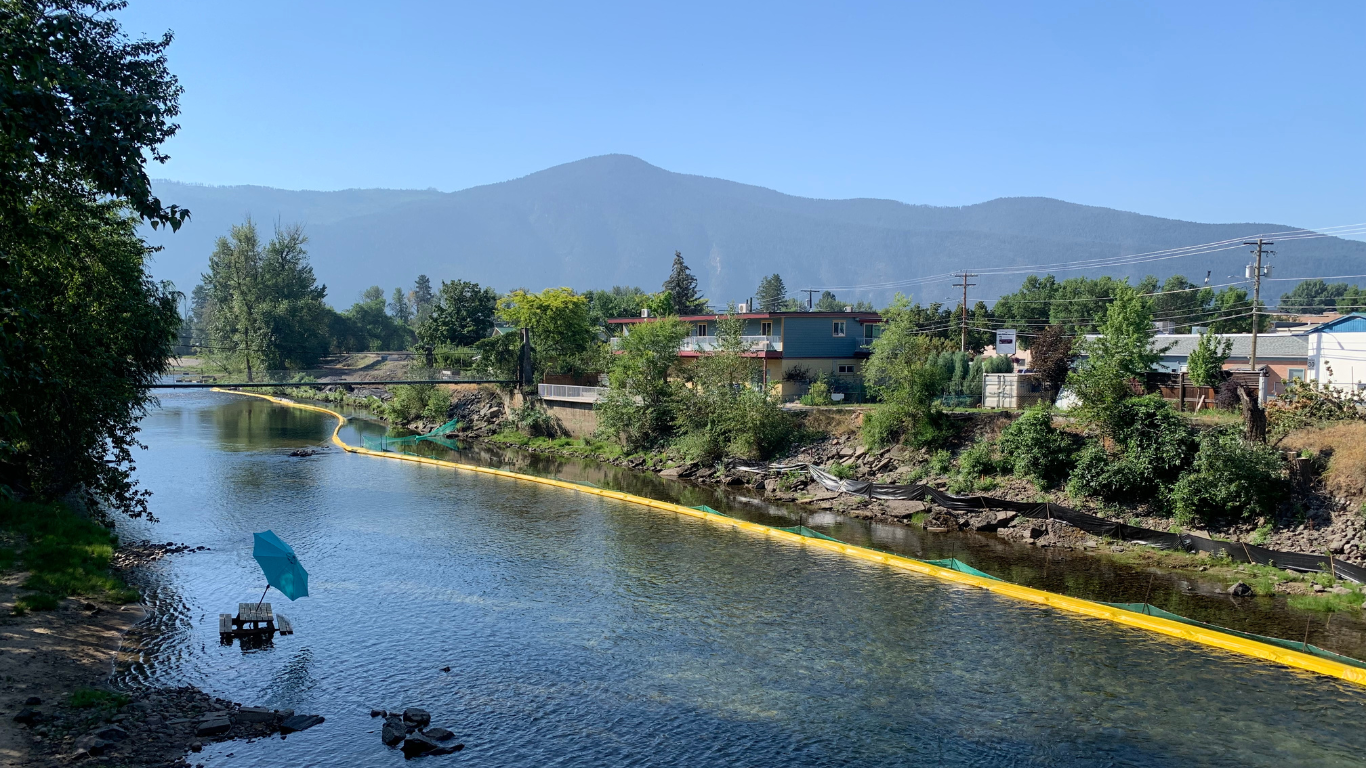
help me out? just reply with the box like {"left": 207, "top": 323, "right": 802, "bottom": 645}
{"left": 117, "top": 391, "right": 1366, "bottom": 767}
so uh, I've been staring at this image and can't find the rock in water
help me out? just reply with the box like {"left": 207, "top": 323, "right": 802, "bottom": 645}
{"left": 423, "top": 726, "right": 455, "bottom": 741}
{"left": 1228, "top": 581, "right": 1254, "bottom": 597}
{"left": 403, "top": 707, "right": 431, "bottom": 728}
{"left": 370, "top": 709, "right": 386, "bottom": 718}
{"left": 402, "top": 732, "right": 441, "bottom": 757}
{"left": 430, "top": 743, "right": 466, "bottom": 756}
{"left": 279, "top": 714, "right": 325, "bottom": 734}
{"left": 235, "top": 706, "right": 276, "bottom": 724}
{"left": 382, "top": 716, "right": 407, "bottom": 746}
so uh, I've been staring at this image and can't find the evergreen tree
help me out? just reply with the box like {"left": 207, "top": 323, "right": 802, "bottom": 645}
{"left": 756, "top": 274, "right": 788, "bottom": 312}
{"left": 390, "top": 287, "right": 413, "bottom": 323}
{"left": 662, "top": 251, "right": 705, "bottom": 313}
{"left": 813, "top": 290, "right": 844, "bottom": 312}
{"left": 411, "top": 274, "right": 435, "bottom": 324}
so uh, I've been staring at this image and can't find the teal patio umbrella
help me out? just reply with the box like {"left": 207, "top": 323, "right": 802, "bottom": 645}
{"left": 252, "top": 530, "right": 309, "bottom": 604}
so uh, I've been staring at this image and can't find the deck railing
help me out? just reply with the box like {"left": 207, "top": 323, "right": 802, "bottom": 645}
{"left": 537, "top": 384, "right": 608, "bottom": 403}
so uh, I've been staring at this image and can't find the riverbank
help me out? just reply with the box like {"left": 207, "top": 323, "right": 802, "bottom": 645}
{"left": 0, "top": 503, "right": 305, "bottom": 767}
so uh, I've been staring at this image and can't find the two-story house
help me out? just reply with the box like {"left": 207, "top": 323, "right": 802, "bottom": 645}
{"left": 608, "top": 310, "right": 883, "bottom": 399}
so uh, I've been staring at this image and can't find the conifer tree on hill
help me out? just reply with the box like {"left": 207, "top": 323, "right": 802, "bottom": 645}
{"left": 662, "top": 251, "right": 706, "bottom": 314}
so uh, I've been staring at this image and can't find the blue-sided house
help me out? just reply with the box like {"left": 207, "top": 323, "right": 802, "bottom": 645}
{"left": 608, "top": 311, "right": 883, "bottom": 400}
{"left": 1300, "top": 313, "right": 1366, "bottom": 391}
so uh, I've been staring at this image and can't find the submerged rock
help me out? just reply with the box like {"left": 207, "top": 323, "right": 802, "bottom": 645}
{"left": 423, "top": 726, "right": 455, "bottom": 741}
{"left": 280, "top": 714, "right": 325, "bottom": 734}
{"left": 403, "top": 707, "right": 431, "bottom": 727}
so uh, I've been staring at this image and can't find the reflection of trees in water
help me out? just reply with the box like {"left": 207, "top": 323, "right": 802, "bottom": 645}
{"left": 207, "top": 399, "right": 330, "bottom": 452}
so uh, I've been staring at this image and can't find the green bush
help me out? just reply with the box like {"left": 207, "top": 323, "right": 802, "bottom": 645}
{"left": 799, "top": 378, "right": 834, "bottom": 406}
{"left": 997, "top": 406, "right": 1082, "bottom": 488}
{"left": 957, "top": 439, "right": 1003, "bottom": 478}
{"left": 862, "top": 401, "right": 913, "bottom": 449}
{"left": 929, "top": 449, "right": 954, "bottom": 476}
{"left": 383, "top": 384, "right": 451, "bottom": 425}
{"left": 828, "top": 462, "right": 855, "bottom": 480}
{"left": 1171, "top": 427, "right": 1289, "bottom": 526}
{"left": 510, "top": 400, "right": 560, "bottom": 438}
{"left": 1068, "top": 396, "right": 1197, "bottom": 506}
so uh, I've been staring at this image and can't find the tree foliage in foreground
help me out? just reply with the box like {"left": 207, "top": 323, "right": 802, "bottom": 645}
{"left": 0, "top": 0, "right": 185, "bottom": 516}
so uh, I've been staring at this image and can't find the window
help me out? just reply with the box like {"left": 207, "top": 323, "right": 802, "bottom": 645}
{"left": 863, "top": 324, "right": 882, "bottom": 340}
{"left": 837, "top": 364, "right": 855, "bottom": 374}
{"left": 1288, "top": 368, "right": 1306, "bottom": 381}
{"left": 760, "top": 321, "right": 773, "bottom": 337}
{"left": 832, "top": 321, "right": 846, "bottom": 337}
{"left": 696, "top": 323, "right": 708, "bottom": 336}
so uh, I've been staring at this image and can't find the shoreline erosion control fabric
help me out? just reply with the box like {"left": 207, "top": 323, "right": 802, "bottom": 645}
{"left": 211, "top": 389, "right": 1366, "bottom": 687}
{"left": 805, "top": 466, "right": 1366, "bottom": 584}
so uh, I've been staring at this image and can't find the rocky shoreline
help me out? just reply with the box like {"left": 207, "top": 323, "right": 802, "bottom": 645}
{"left": 1, "top": 541, "right": 325, "bottom": 768}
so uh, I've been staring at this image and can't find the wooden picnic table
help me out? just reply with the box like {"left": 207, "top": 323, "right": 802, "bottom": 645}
{"left": 218, "top": 602, "right": 294, "bottom": 641}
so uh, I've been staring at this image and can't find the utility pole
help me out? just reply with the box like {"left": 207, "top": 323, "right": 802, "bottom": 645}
{"left": 953, "top": 272, "right": 978, "bottom": 352}
{"left": 1243, "top": 239, "right": 1274, "bottom": 371}
{"left": 801, "top": 289, "right": 817, "bottom": 311}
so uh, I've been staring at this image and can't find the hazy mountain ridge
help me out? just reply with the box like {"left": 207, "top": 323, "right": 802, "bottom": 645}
{"left": 145, "top": 154, "right": 1366, "bottom": 307}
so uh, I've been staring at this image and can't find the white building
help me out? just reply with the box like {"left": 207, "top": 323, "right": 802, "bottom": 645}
{"left": 1301, "top": 314, "right": 1366, "bottom": 391}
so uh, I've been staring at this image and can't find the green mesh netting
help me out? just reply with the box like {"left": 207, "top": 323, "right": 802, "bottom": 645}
{"left": 363, "top": 418, "right": 462, "bottom": 452}
{"left": 923, "top": 558, "right": 1003, "bottom": 581}
{"left": 1103, "top": 602, "right": 1366, "bottom": 670}
{"left": 777, "top": 525, "right": 843, "bottom": 542}
{"left": 692, "top": 505, "right": 728, "bottom": 517}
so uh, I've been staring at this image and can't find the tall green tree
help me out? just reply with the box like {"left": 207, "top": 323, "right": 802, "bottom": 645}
{"left": 662, "top": 251, "right": 706, "bottom": 314}
{"left": 417, "top": 279, "right": 497, "bottom": 349}
{"left": 755, "top": 274, "right": 788, "bottom": 312}
{"left": 1339, "top": 285, "right": 1366, "bottom": 313}
{"left": 411, "top": 274, "right": 435, "bottom": 324}
{"left": 345, "top": 285, "right": 408, "bottom": 351}
{"left": 585, "top": 286, "right": 648, "bottom": 330}
{"left": 595, "top": 317, "right": 688, "bottom": 449}
{"left": 389, "top": 286, "right": 413, "bottom": 324}
{"left": 496, "top": 287, "right": 597, "bottom": 376}
{"left": 203, "top": 219, "right": 330, "bottom": 377}
{"left": 1279, "top": 279, "right": 1349, "bottom": 314}
{"left": 0, "top": 0, "right": 187, "bottom": 516}
{"left": 861, "top": 294, "right": 955, "bottom": 448}
{"left": 1069, "top": 284, "right": 1168, "bottom": 418}
{"left": 1186, "top": 329, "right": 1231, "bottom": 388}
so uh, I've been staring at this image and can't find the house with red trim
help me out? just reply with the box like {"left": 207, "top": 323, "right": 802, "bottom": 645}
{"left": 608, "top": 310, "right": 883, "bottom": 400}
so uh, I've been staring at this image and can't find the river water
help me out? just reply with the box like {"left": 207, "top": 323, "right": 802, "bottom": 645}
{"left": 115, "top": 391, "right": 1366, "bottom": 767}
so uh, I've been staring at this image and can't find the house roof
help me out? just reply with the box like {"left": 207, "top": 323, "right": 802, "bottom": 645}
{"left": 1296, "top": 313, "right": 1366, "bottom": 334}
{"left": 608, "top": 311, "right": 883, "bottom": 324}
{"left": 1154, "top": 333, "right": 1307, "bottom": 360}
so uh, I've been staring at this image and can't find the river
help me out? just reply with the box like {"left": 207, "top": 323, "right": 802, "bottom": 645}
{"left": 114, "top": 390, "right": 1366, "bottom": 767}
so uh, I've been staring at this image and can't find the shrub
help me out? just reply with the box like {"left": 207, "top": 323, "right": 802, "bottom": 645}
{"left": 1171, "top": 427, "right": 1289, "bottom": 526}
{"left": 929, "top": 449, "right": 954, "bottom": 476}
{"left": 996, "top": 406, "right": 1082, "bottom": 488}
{"left": 68, "top": 687, "right": 130, "bottom": 710}
{"left": 1215, "top": 379, "right": 1242, "bottom": 411}
{"left": 383, "top": 384, "right": 451, "bottom": 425}
{"left": 510, "top": 400, "right": 560, "bottom": 438}
{"left": 799, "top": 378, "right": 834, "bottom": 406}
{"left": 0, "top": 500, "right": 137, "bottom": 609}
{"left": 862, "top": 401, "right": 913, "bottom": 449}
{"left": 828, "top": 462, "right": 855, "bottom": 480}
{"left": 1068, "top": 396, "right": 1198, "bottom": 505}
{"left": 957, "top": 439, "right": 1003, "bottom": 478}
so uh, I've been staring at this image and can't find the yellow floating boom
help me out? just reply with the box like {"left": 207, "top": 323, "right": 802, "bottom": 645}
{"left": 215, "top": 388, "right": 1366, "bottom": 688}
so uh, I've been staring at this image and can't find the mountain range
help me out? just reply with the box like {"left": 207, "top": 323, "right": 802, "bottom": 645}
{"left": 145, "top": 154, "right": 1366, "bottom": 309}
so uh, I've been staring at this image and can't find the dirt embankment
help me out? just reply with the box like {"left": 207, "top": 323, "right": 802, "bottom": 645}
{"left": 1, "top": 544, "right": 311, "bottom": 767}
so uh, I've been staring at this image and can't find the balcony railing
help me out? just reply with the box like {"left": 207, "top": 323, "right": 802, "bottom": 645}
{"left": 611, "top": 335, "right": 782, "bottom": 352}
{"left": 537, "top": 384, "right": 608, "bottom": 403}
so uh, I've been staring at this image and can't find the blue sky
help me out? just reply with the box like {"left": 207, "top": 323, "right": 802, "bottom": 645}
{"left": 116, "top": 1, "right": 1364, "bottom": 229}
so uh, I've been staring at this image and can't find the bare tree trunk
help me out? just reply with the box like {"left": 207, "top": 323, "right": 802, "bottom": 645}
{"left": 1237, "top": 385, "right": 1266, "bottom": 443}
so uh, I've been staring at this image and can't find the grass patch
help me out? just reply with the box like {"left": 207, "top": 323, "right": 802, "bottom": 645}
{"left": 0, "top": 499, "right": 141, "bottom": 612}
{"left": 1288, "top": 589, "right": 1366, "bottom": 613}
{"left": 68, "top": 687, "right": 130, "bottom": 710}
